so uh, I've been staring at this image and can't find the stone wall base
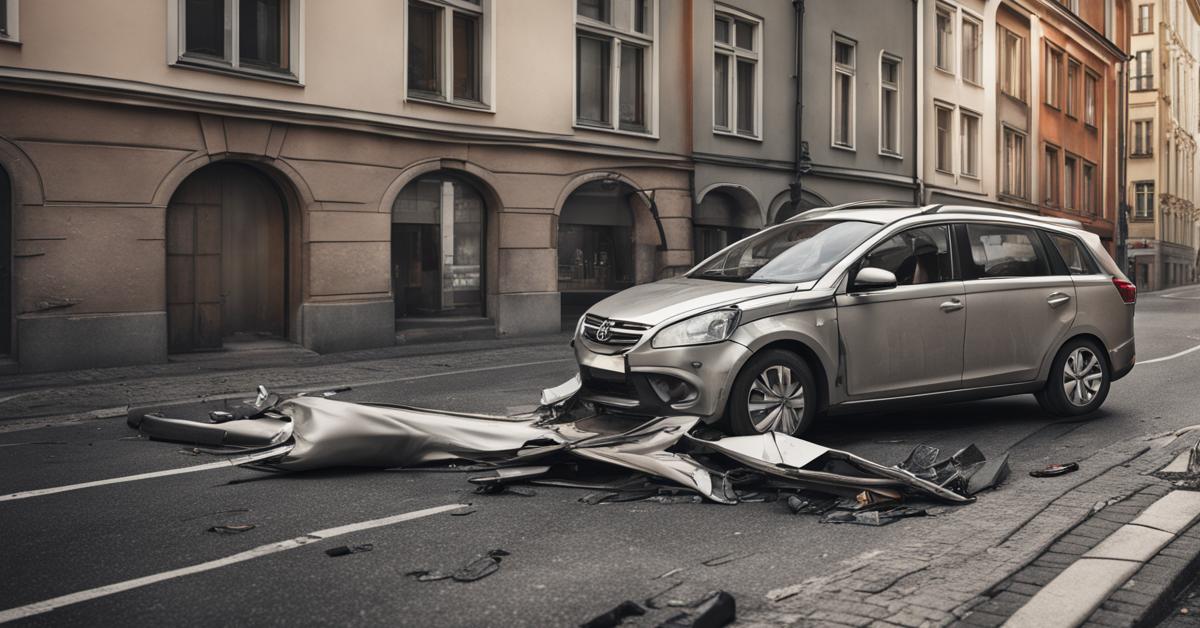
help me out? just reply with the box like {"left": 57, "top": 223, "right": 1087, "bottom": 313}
{"left": 18, "top": 311, "right": 167, "bottom": 372}
{"left": 300, "top": 299, "right": 395, "bottom": 354}
{"left": 495, "top": 292, "right": 561, "bottom": 336}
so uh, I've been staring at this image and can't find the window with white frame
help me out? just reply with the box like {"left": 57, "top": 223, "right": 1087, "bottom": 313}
{"left": 935, "top": 4, "right": 955, "bottom": 73}
{"left": 960, "top": 109, "right": 980, "bottom": 177}
{"left": 999, "top": 27, "right": 1026, "bottom": 101}
{"left": 1131, "top": 50, "right": 1153, "bottom": 90}
{"left": 1045, "top": 44, "right": 1063, "bottom": 108}
{"left": 934, "top": 103, "right": 953, "bottom": 173}
{"left": 1132, "top": 120, "right": 1153, "bottom": 155}
{"left": 832, "top": 35, "right": 856, "bottom": 149}
{"left": 1134, "top": 181, "right": 1154, "bottom": 218}
{"left": 408, "top": 0, "right": 489, "bottom": 106}
{"left": 962, "top": 15, "right": 981, "bottom": 84}
{"left": 576, "top": 0, "right": 656, "bottom": 133}
{"left": 0, "top": 0, "right": 17, "bottom": 42}
{"left": 175, "top": 0, "right": 302, "bottom": 79}
{"left": 713, "top": 7, "right": 761, "bottom": 138}
{"left": 1044, "top": 144, "right": 1060, "bottom": 206}
{"left": 1084, "top": 69, "right": 1099, "bottom": 126}
{"left": 1001, "top": 126, "right": 1027, "bottom": 199}
{"left": 879, "top": 54, "right": 901, "bottom": 156}
{"left": 1066, "top": 58, "right": 1080, "bottom": 117}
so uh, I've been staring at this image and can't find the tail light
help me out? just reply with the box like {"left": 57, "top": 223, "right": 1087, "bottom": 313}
{"left": 1112, "top": 277, "right": 1137, "bottom": 304}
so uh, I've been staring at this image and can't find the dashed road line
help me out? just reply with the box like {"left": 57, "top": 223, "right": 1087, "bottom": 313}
{"left": 0, "top": 445, "right": 293, "bottom": 503}
{"left": 0, "top": 503, "right": 466, "bottom": 624}
{"left": 1139, "top": 343, "right": 1200, "bottom": 365}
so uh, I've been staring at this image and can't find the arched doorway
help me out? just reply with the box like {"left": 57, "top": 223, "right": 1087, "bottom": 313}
{"left": 391, "top": 173, "right": 486, "bottom": 319}
{"left": 693, "top": 189, "right": 762, "bottom": 261}
{"left": 0, "top": 165, "right": 10, "bottom": 357}
{"left": 772, "top": 189, "right": 828, "bottom": 224}
{"left": 166, "top": 163, "right": 287, "bottom": 353}
{"left": 557, "top": 180, "right": 636, "bottom": 326}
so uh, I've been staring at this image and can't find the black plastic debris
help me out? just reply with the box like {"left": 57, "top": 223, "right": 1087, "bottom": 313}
{"left": 1030, "top": 462, "right": 1079, "bottom": 477}
{"left": 580, "top": 600, "right": 646, "bottom": 628}
{"left": 786, "top": 494, "right": 838, "bottom": 515}
{"left": 473, "top": 484, "right": 537, "bottom": 497}
{"left": 822, "top": 506, "right": 928, "bottom": 526}
{"left": 448, "top": 506, "right": 477, "bottom": 517}
{"left": 657, "top": 590, "right": 736, "bottom": 628}
{"left": 207, "top": 524, "right": 255, "bottom": 535}
{"left": 406, "top": 549, "right": 511, "bottom": 583}
{"left": 701, "top": 551, "right": 755, "bottom": 567}
{"left": 325, "top": 544, "right": 373, "bottom": 557}
{"left": 467, "top": 466, "right": 553, "bottom": 485}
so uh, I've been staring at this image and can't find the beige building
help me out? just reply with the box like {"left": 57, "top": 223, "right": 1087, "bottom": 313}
{"left": 0, "top": 0, "right": 715, "bottom": 372}
{"left": 1126, "top": 0, "right": 1200, "bottom": 290}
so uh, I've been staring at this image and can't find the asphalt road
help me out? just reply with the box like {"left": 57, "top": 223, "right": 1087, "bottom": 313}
{"left": 2, "top": 286, "right": 1199, "bottom": 627}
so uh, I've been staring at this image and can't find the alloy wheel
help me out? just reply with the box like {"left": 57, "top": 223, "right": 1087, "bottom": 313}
{"left": 1062, "top": 347, "right": 1103, "bottom": 406}
{"left": 747, "top": 365, "right": 806, "bottom": 434}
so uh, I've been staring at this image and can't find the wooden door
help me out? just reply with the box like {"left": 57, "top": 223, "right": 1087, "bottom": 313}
{"left": 167, "top": 164, "right": 285, "bottom": 353}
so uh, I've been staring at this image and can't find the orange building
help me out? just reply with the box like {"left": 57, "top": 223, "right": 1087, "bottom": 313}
{"left": 1035, "top": 0, "right": 1129, "bottom": 252}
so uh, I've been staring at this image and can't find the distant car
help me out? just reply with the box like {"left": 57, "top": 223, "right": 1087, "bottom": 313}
{"left": 572, "top": 201, "right": 1137, "bottom": 436}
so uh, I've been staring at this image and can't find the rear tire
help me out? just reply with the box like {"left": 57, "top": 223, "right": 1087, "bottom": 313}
{"left": 1035, "top": 338, "right": 1111, "bottom": 417}
{"left": 727, "top": 349, "right": 818, "bottom": 437}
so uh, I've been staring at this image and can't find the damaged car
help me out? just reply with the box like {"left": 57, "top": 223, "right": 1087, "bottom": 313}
{"left": 574, "top": 201, "right": 1137, "bottom": 436}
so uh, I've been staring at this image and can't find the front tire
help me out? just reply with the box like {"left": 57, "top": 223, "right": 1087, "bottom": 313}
{"left": 727, "top": 349, "right": 817, "bottom": 436}
{"left": 1035, "top": 338, "right": 1111, "bottom": 417}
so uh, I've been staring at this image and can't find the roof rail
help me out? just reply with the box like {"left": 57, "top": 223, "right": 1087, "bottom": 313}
{"left": 784, "top": 199, "right": 920, "bottom": 222}
{"left": 923, "top": 205, "right": 1084, "bottom": 229}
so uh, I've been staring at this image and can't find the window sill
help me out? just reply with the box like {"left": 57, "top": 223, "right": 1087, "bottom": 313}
{"left": 963, "top": 78, "right": 983, "bottom": 89}
{"left": 960, "top": 172, "right": 981, "bottom": 181}
{"left": 934, "top": 167, "right": 954, "bottom": 176}
{"left": 934, "top": 65, "right": 956, "bottom": 78}
{"left": 1131, "top": 153, "right": 1154, "bottom": 158}
{"left": 406, "top": 94, "right": 494, "bottom": 113}
{"left": 0, "top": 36, "right": 20, "bottom": 47}
{"left": 172, "top": 57, "right": 302, "bottom": 86}
{"left": 879, "top": 150, "right": 903, "bottom": 160}
{"left": 714, "top": 128, "right": 762, "bottom": 142}
{"left": 1000, "top": 92, "right": 1028, "bottom": 107}
{"left": 831, "top": 143, "right": 856, "bottom": 153}
{"left": 573, "top": 122, "right": 659, "bottom": 140}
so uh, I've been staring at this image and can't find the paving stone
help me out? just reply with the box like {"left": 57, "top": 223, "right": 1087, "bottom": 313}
{"left": 1004, "top": 582, "right": 1043, "bottom": 597}
{"left": 1130, "top": 562, "right": 1180, "bottom": 587}
{"left": 1132, "top": 491, "right": 1200, "bottom": 534}
{"left": 1149, "top": 553, "right": 1192, "bottom": 572}
{"left": 1035, "top": 552, "right": 1077, "bottom": 568}
{"left": 1050, "top": 539, "right": 1097, "bottom": 555}
{"left": 1083, "top": 525, "right": 1174, "bottom": 562}
{"left": 958, "top": 610, "right": 1009, "bottom": 628}
{"left": 1099, "top": 598, "right": 1145, "bottom": 616}
{"left": 1083, "top": 608, "right": 1138, "bottom": 628}
{"left": 1108, "top": 586, "right": 1158, "bottom": 606}
{"left": 1012, "top": 565, "right": 1064, "bottom": 587}
{"left": 1005, "top": 559, "right": 1141, "bottom": 628}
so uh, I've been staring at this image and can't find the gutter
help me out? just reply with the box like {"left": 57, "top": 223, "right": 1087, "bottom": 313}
{"left": 913, "top": 0, "right": 925, "bottom": 204}
{"left": 789, "top": 0, "right": 808, "bottom": 212}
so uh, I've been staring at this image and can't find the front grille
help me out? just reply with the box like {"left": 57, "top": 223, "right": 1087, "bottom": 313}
{"left": 582, "top": 314, "right": 651, "bottom": 347}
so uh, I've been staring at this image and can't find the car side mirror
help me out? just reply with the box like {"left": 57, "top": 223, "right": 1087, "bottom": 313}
{"left": 853, "top": 267, "right": 898, "bottom": 292}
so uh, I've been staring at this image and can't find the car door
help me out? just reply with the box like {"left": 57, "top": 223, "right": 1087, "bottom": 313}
{"left": 835, "top": 224, "right": 966, "bottom": 398}
{"left": 958, "top": 223, "right": 1077, "bottom": 387}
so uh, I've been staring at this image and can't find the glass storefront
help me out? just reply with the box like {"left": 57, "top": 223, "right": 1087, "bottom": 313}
{"left": 558, "top": 181, "right": 636, "bottom": 326}
{"left": 693, "top": 190, "right": 762, "bottom": 261}
{"left": 392, "top": 174, "right": 485, "bottom": 318}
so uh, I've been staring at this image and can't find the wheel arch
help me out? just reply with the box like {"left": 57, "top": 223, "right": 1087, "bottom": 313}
{"left": 725, "top": 337, "right": 833, "bottom": 414}
{"left": 1038, "top": 331, "right": 1112, "bottom": 383}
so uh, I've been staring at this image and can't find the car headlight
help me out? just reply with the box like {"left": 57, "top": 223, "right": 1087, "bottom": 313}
{"left": 651, "top": 309, "right": 741, "bottom": 349}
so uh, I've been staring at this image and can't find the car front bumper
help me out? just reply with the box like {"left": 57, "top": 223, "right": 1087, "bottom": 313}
{"left": 573, "top": 337, "right": 751, "bottom": 422}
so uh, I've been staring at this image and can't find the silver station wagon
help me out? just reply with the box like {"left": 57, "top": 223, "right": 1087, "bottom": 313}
{"left": 572, "top": 202, "right": 1137, "bottom": 436}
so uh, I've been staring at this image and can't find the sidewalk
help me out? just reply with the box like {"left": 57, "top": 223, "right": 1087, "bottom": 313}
{"left": 0, "top": 333, "right": 574, "bottom": 426}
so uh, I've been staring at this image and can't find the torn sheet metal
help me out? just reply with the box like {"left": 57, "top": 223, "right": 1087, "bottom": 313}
{"left": 688, "top": 431, "right": 975, "bottom": 503}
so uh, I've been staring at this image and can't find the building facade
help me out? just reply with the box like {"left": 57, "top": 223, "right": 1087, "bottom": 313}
{"left": 920, "top": 0, "right": 1128, "bottom": 258}
{"left": 1126, "top": 0, "right": 1200, "bottom": 290}
{"left": 0, "top": 0, "right": 710, "bottom": 372}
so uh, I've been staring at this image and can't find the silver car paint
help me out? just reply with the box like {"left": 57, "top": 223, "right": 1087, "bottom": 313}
{"left": 574, "top": 206, "right": 1135, "bottom": 423}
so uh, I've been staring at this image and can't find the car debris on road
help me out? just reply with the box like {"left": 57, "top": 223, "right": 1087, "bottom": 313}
{"left": 127, "top": 379, "right": 1009, "bottom": 519}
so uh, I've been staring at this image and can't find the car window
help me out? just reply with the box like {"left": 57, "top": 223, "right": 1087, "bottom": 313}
{"left": 964, "top": 224, "right": 1050, "bottom": 278}
{"left": 1047, "top": 233, "right": 1096, "bottom": 275}
{"left": 858, "top": 225, "right": 954, "bottom": 286}
{"left": 690, "top": 220, "right": 881, "bottom": 283}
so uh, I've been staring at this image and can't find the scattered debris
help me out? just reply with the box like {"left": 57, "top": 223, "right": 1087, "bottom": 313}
{"left": 657, "top": 590, "right": 736, "bottom": 628}
{"left": 182, "top": 508, "right": 251, "bottom": 522}
{"left": 580, "top": 600, "right": 646, "bottom": 628}
{"left": 701, "top": 551, "right": 755, "bottom": 567}
{"left": 130, "top": 381, "right": 1010, "bottom": 521}
{"left": 1030, "top": 462, "right": 1080, "bottom": 478}
{"left": 406, "top": 549, "right": 511, "bottom": 583}
{"left": 325, "top": 544, "right": 373, "bottom": 557}
{"left": 655, "top": 567, "right": 683, "bottom": 580}
{"left": 448, "top": 506, "right": 477, "bottom": 517}
{"left": 207, "top": 524, "right": 256, "bottom": 535}
{"left": 822, "top": 506, "right": 928, "bottom": 526}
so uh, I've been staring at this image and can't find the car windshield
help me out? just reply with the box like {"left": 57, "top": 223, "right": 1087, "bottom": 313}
{"left": 690, "top": 220, "right": 881, "bottom": 283}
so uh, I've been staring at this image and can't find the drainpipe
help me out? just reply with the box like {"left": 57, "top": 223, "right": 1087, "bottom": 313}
{"left": 789, "top": 0, "right": 810, "bottom": 214}
{"left": 1117, "top": 54, "right": 1132, "bottom": 272}
{"left": 913, "top": 0, "right": 925, "bottom": 205}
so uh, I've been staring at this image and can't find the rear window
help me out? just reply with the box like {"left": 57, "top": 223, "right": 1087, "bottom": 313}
{"left": 1046, "top": 233, "right": 1098, "bottom": 275}
{"left": 963, "top": 224, "right": 1050, "bottom": 278}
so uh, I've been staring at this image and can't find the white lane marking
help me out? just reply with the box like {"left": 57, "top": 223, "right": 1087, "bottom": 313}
{"left": 0, "top": 445, "right": 292, "bottom": 503}
{"left": 1139, "top": 343, "right": 1200, "bottom": 365}
{"left": 0, "top": 503, "right": 465, "bottom": 624}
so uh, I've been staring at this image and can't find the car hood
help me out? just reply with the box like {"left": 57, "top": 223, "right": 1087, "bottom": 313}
{"left": 587, "top": 278, "right": 799, "bottom": 326}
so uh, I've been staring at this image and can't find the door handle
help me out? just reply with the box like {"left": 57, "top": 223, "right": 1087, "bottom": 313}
{"left": 940, "top": 298, "right": 964, "bottom": 312}
{"left": 1047, "top": 292, "right": 1072, "bottom": 308}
